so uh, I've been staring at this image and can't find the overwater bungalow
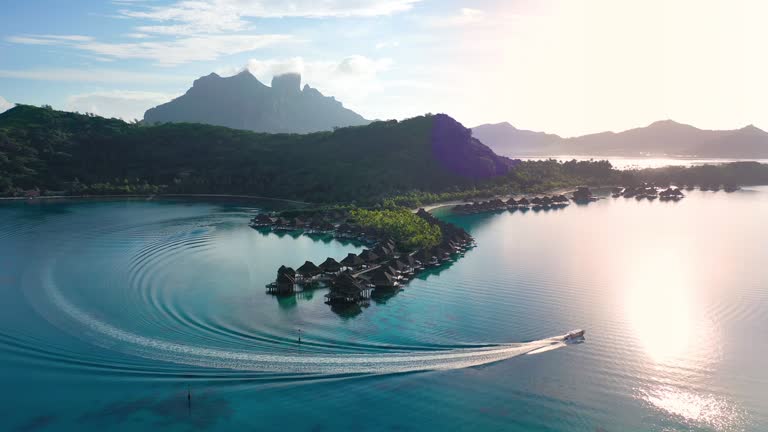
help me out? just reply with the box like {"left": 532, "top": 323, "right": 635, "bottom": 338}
{"left": 572, "top": 186, "right": 595, "bottom": 203}
{"left": 326, "top": 273, "right": 371, "bottom": 304}
{"left": 434, "top": 247, "right": 451, "bottom": 261}
{"left": 319, "top": 257, "right": 342, "bottom": 274}
{"left": 659, "top": 187, "right": 684, "bottom": 201}
{"left": 517, "top": 197, "right": 530, "bottom": 207}
{"left": 382, "top": 264, "right": 400, "bottom": 279}
{"left": 389, "top": 259, "right": 411, "bottom": 276}
{"left": 372, "top": 244, "right": 393, "bottom": 259}
{"left": 269, "top": 272, "right": 295, "bottom": 294}
{"left": 370, "top": 268, "right": 399, "bottom": 289}
{"left": 551, "top": 194, "right": 569, "bottom": 207}
{"left": 292, "top": 217, "right": 307, "bottom": 230}
{"left": 489, "top": 199, "right": 506, "bottom": 210}
{"left": 278, "top": 265, "right": 296, "bottom": 278}
{"left": 340, "top": 253, "right": 365, "bottom": 270}
{"left": 414, "top": 249, "right": 434, "bottom": 267}
{"left": 274, "top": 217, "right": 292, "bottom": 230}
{"left": 296, "top": 260, "right": 322, "bottom": 280}
{"left": 309, "top": 215, "right": 325, "bottom": 227}
{"left": 336, "top": 223, "right": 354, "bottom": 238}
{"left": 318, "top": 221, "right": 336, "bottom": 232}
{"left": 251, "top": 213, "right": 273, "bottom": 227}
{"left": 358, "top": 249, "right": 380, "bottom": 264}
{"left": 398, "top": 253, "right": 419, "bottom": 270}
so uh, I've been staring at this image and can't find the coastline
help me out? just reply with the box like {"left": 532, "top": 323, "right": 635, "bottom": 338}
{"left": 420, "top": 186, "right": 579, "bottom": 213}
{"left": 0, "top": 193, "right": 313, "bottom": 205}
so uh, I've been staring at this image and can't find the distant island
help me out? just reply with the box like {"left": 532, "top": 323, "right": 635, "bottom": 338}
{"left": 2, "top": 105, "right": 768, "bottom": 204}
{"left": 473, "top": 120, "right": 768, "bottom": 158}
{"left": 144, "top": 71, "right": 370, "bottom": 134}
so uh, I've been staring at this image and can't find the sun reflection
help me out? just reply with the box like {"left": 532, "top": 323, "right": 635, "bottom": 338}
{"left": 640, "top": 386, "right": 747, "bottom": 431}
{"left": 623, "top": 249, "right": 708, "bottom": 364}
{"left": 621, "top": 248, "right": 742, "bottom": 429}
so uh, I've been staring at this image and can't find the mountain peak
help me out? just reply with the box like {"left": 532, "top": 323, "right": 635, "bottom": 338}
{"left": 648, "top": 119, "right": 683, "bottom": 127}
{"left": 192, "top": 72, "right": 221, "bottom": 87}
{"left": 234, "top": 69, "right": 256, "bottom": 78}
{"left": 144, "top": 70, "right": 368, "bottom": 133}
{"left": 740, "top": 124, "right": 765, "bottom": 133}
{"left": 271, "top": 73, "right": 301, "bottom": 94}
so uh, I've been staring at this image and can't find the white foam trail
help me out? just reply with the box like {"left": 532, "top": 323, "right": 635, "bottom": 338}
{"left": 42, "top": 268, "right": 568, "bottom": 374}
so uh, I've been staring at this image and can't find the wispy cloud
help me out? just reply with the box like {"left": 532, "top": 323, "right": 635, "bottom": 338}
{"left": 0, "top": 68, "right": 190, "bottom": 84}
{"left": 66, "top": 90, "right": 179, "bottom": 121}
{"left": 243, "top": 55, "right": 392, "bottom": 83}
{"left": 118, "top": 0, "right": 422, "bottom": 35}
{"left": 426, "top": 8, "right": 485, "bottom": 28}
{"left": 6, "top": 34, "right": 95, "bottom": 45}
{"left": 235, "top": 55, "right": 393, "bottom": 115}
{"left": 124, "top": 33, "right": 152, "bottom": 39}
{"left": 375, "top": 40, "right": 400, "bottom": 49}
{"left": 7, "top": 34, "right": 293, "bottom": 66}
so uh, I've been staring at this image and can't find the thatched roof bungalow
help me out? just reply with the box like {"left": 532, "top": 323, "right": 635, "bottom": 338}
{"left": 319, "top": 222, "right": 335, "bottom": 232}
{"left": 319, "top": 257, "right": 342, "bottom": 274}
{"left": 251, "top": 213, "right": 273, "bottom": 226}
{"left": 399, "top": 254, "right": 417, "bottom": 268}
{"left": 278, "top": 265, "right": 296, "bottom": 277}
{"left": 372, "top": 244, "right": 393, "bottom": 259}
{"left": 370, "top": 268, "right": 398, "bottom": 289}
{"left": 296, "top": 260, "right": 321, "bottom": 278}
{"left": 340, "top": 253, "right": 365, "bottom": 270}
{"left": 274, "top": 217, "right": 292, "bottom": 229}
{"left": 274, "top": 272, "right": 296, "bottom": 293}
{"left": 326, "top": 273, "right": 369, "bottom": 304}
{"left": 358, "top": 249, "right": 380, "bottom": 263}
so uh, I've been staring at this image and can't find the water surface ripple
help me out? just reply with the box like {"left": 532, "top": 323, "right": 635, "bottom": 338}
{"left": 1, "top": 192, "right": 767, "bottom": 431}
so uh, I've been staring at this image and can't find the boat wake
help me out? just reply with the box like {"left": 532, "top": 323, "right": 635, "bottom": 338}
{"left": 40, "top": 267, "right": 572, "bottom": 375}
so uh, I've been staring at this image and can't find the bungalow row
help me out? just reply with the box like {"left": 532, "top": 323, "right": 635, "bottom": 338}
{"left": 250, "top": 213, "right": 336, "bottom": 233}
{"left": 452, "top": 194, "right": 571, "bottom": 215}
{"left": 327, "top": 243, "right": 467, "bottom": 305}
{"left": 269, "top": 211, "right": 477, "bottom": 305}
{"left": 613, "top": 184, "right": 685, "bottom": 201}
{"left": 267, "top": 238, "right": 399, "bottom": 295}
{"left": 251, "top": 212, "right": 400, "bottom": 247}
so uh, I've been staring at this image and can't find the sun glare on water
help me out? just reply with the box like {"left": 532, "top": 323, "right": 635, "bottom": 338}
{"left": 621, "top": 248, "right": 746, "bottom": 430}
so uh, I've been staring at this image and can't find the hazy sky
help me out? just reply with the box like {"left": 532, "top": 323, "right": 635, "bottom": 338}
{"left": 1, "top": 0, "right": 766, "bottom": 136}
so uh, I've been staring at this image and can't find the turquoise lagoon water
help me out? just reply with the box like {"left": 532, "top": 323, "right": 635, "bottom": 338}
{"left": 1, "top": 190, "right": 767, "bottom": 431}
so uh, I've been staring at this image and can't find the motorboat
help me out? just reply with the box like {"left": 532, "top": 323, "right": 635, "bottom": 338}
{"left": 564, "top": 329, "right": 585, "bottom": 341}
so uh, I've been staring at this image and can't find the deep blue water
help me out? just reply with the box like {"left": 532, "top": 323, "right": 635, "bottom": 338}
{"left": 1, "top": 191, "right": 767, "bottom": 431}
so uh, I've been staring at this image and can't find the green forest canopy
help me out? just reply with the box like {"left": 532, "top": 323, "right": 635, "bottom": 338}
{"left": 349, "top": 208, "right": 442, "bottom": 250}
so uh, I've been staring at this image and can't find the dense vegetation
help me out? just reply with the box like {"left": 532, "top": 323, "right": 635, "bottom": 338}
{"left": 2, "top": 105, "right": 767, "bottom": 204}
{"left": 635, "top": 162, "right": 768, "bottom": 187}
{"left": 349, "top": 208, "right": 442, "bottom": 250}
{"left": 0, "top": 105, "right": 509, "bottom": 201}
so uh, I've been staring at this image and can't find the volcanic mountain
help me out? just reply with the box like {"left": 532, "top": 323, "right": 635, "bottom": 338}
{"left": 144, "top": 70, "right": 370, "bottom": 134}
